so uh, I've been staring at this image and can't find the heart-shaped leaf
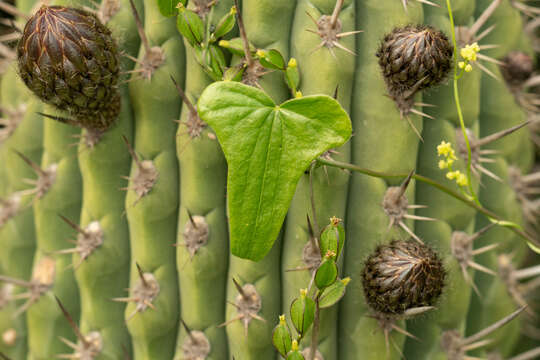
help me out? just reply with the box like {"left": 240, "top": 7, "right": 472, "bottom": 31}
{"left": 198, "top": 81, "right": 351, "bottom": 260}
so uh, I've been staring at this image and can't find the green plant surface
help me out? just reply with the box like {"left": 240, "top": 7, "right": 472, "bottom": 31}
{"left": 173, "top": 1, "right": 233, "bottom": 359}
{"left": 281, "top": 0, "right": 356, "bottom": 357}
{"left": 339, "top": 1, "right": 423, "bottom": 359}
{"left": 474, "top": 0, "right": 523, "bottom": 60}
{"left": 467, "top": 56, "right": 535, "bottom": 358}
{"left": 25, "top": 0, "right": 145, "bottom": 357}
{"left": 218, "top": 1, "right": 295, "bottom": 357}
{"left": 0, "top": 26, "right": 42, "bottom": 357}
{"left": 403, "top": 2, "right": 483, "bottom": 357}
{"left": 123, "top": 0, "right": 184, "bottom": 357}
{"left": 197, "top": 81, "right": 352, "bottom": 262}
{"left": 26, "top": 104, "right": 82, "bottom": 359}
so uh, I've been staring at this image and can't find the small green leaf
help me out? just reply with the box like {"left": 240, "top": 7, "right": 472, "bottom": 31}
{"left": 319, "top": 217, "right": 345, "bottom": 260}
{"left": 176, "top": 5, "right": 204, "bottom": 46}
{"left": 272, "top": 315, "right": 292, "bottom": 357}
{"left": 158, "top": 0, "right": 183, "bottom": 17}
{"left": 212, "top": 6, "right": 237, "bottom": 40}
{"left": 319, "top": 277, "right": 350, "bottom": 308}
{"left": 219, "top": 38, "right": 256, "bottom": 57}
{"left": 315, "top": 258, "right": 338, "bottom": 289}
{"left": 257, "top": 49, "right": 286, "bottom": 70}
{"left": 290, "top": 290, "right": 315, "bottom": 336}
{"left": 208, "top": 45, "right": 226, "bottom": 78}
{"left": 197, "top": 81, "right": 351, "bottom": 260}
{"left": 287, "top": 352, "right": 305, "bottom": 360}
{"left": 287, "top": 340, "right": 305, "bottom": 360}
{"left": 223, "top": 66, "right": 244, "bottom": 81}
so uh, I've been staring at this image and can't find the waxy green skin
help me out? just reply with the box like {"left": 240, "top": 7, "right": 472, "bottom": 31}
{"left": 25, "top": 0, "right": 143, "bottom": 356}
{"left": 465, "top": 8, "right": 534, "bottom": 354}
{"left": 0, "top": 0, "right": 43, "bottom": 347}
{"left": 67, "top": 0, "right": 143, "bottom": 358}
{"left": 125, "top": 0, "right": 184, "bottom": 357}
{"left": 340, "top": 1, "right": 422, "bottom": 359}
{"left": 173, "top": 1, "right": 233, "bottom": 359}
{"left": 404, "top": 3, "right": 481, "bottom": 358}
{"left": 0, "top": 68, "right": 40, "bottom": 360}
{"left": 224, "top": 0, "right": 294, "bottom": 358}
{"left": 282, "top": 0, "right": 355, "bottom": 357}
{"left": 467, "top": 56, "right": 533, "bottom": 358}
{"left": 26, "top": 104, "right": 82, "bottom": 359}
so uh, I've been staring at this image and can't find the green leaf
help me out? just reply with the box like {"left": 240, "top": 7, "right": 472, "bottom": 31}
{"left": 287, "top": 352, "right": 305, "bottom": 360}
{"left": 290, "top": 290, "right": 315, "bottom": 336}
{"left": 212, "top": 6, "right": 237, "bottom": 40}
{"left": 219, "top": 37, "right": 256, "bottom": 57}
{"left": 258, "top": 49, "right": 286, "bottom": 70}
{"left": 314, "top": 258, "right": 338, "bottom": 289}
{"left": 157, "top": 0, "right": 183, "bottom": 17}
{"left": 197, "top": 81, "right": 351, "bottom": 260}
{"left": 319, "top": 277, "right": 350, "bottom": 309}
{"left": 272, "top": 315, "right": 292, "bottom": 357}
{"left": 176, "top": 5, "right": 204, "bottom": 46}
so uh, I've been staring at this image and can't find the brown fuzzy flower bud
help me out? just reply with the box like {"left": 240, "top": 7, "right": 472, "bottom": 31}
{"left": 17, "top": 6, "right": 120, "bottom": 131}
{"left": 376, "top": 25, "right": 453, "bottom": 107}
{"left": 362, "top": 239, "right": 445, "bottom": 315}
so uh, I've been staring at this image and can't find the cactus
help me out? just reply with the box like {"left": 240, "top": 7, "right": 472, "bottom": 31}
{"left": 0, "top": 0, "right": 539, "bottom": 359}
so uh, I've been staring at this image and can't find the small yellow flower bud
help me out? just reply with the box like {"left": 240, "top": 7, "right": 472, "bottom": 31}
{"left": 230, "top": 5, "right": 237, "bottom": 15}
{"left": 446, "top": 171, "right": 457, "bottom": 180}
{"left": 279, "top": 314, "right": 286, "bottom": 325}
{"left": 341, "top": 277, "right": 351, "bottom": 285}
{"left": 458, "top": 61, "right": 465, "bottom": 69}
{"left": 465, "top": 64, "right": 473, "bottom": 72}
{"left": 295, "top": 91, "right": 303, "bottom": 98}
{"left": 300, "top": 288, "right": 308, "bottom": 297}
{"left": 256, "top": 50, "right": 267, "bottom": 59}
{"left": 219, "top": 40, "right": 230, "bottom": 47}
{"left": 456, "top": 172, "right": 468, "bottom": 186}
{"left": 288, "top": 58, "right": 297, "bottom": 68}
{"left": 438, "top": 160, "right": 447, "bottom": 169}
{"left": 292, "top": 340, "right": 299, "bottom": 351}
{"left": 437, "top": 141, "right": 452, "bottom": 156}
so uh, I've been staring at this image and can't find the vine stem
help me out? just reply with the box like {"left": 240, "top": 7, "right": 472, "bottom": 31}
{"left": 316, "top": 157, "right": 539, "bottom": 247}
{"left": 446, "top": 0, "right": 479, "bottom": 204}
{"left": 309, "top": 293, "right": 321, "bottom": 360}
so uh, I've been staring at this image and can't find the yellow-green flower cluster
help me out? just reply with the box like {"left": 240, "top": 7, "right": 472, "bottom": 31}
{"left": 458, "top": 42, "right": 480, "bottom": 73}
{"left": 446, "top": 170, "right": 468, "bottom": 187}
{"left": 437, "top": 141, "right": 468, "bottom": 187}
{"left": 437, "top": 141, "right": 457, "bottom": 169}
